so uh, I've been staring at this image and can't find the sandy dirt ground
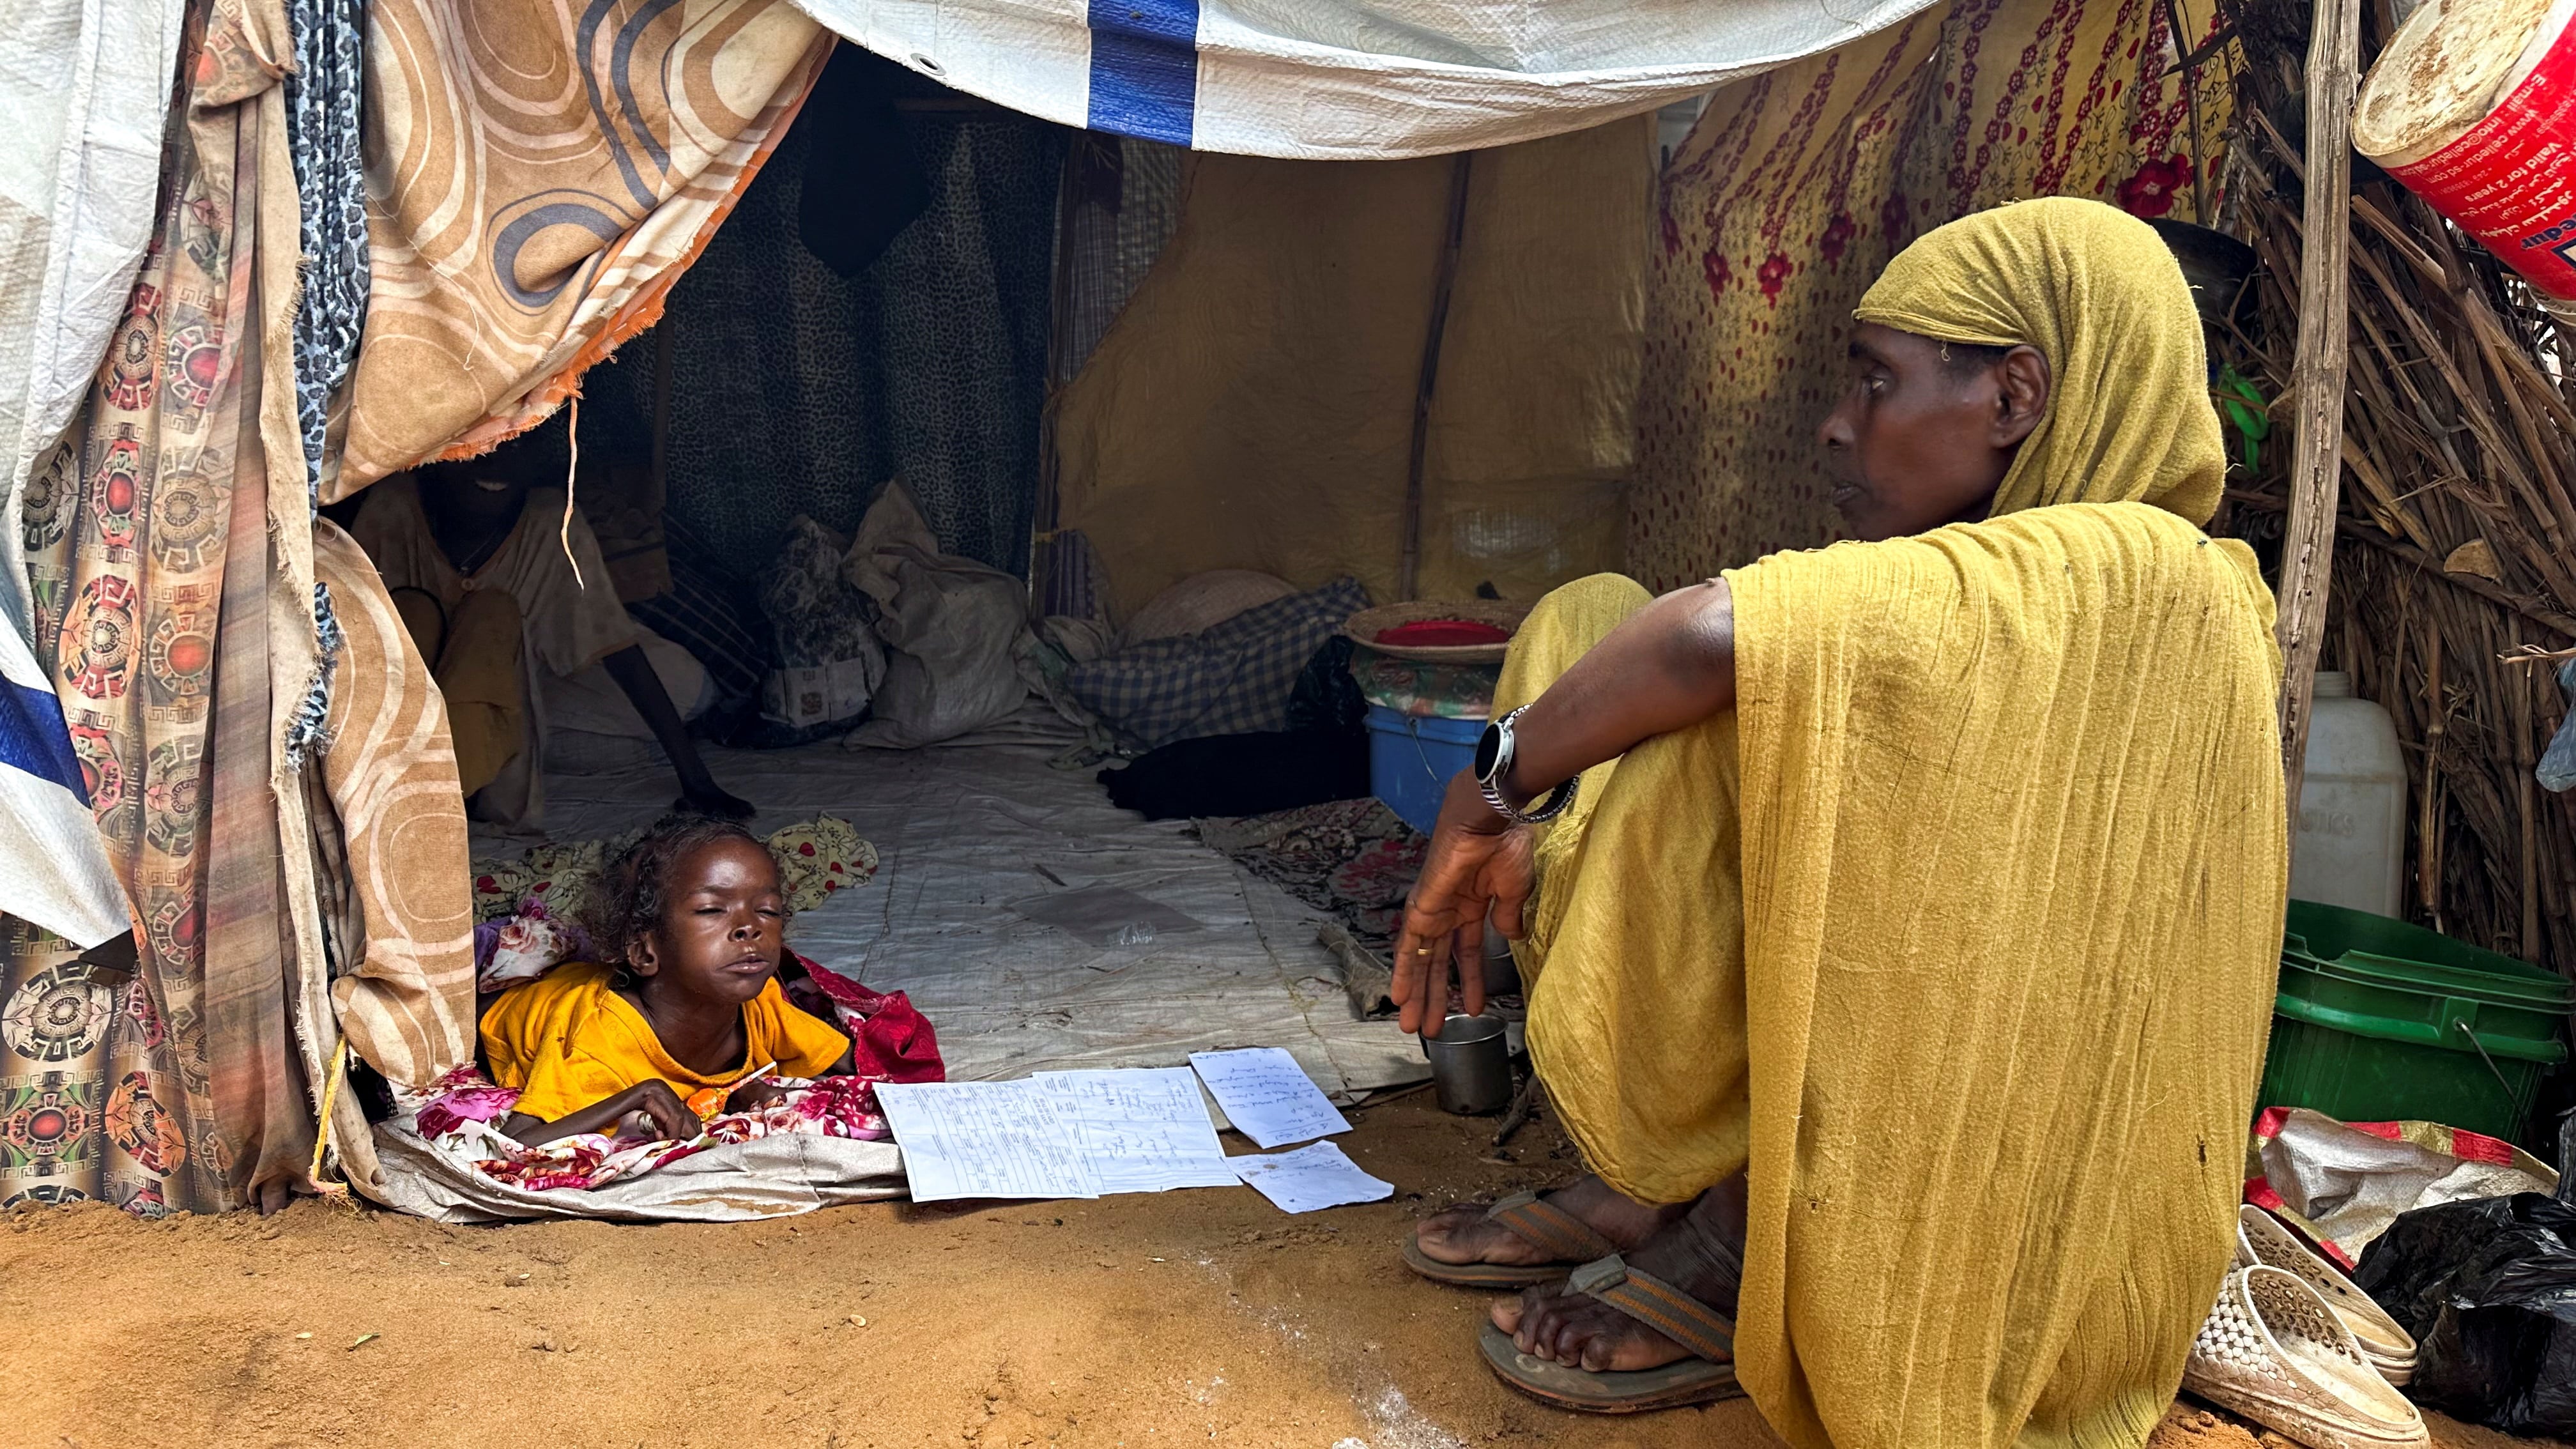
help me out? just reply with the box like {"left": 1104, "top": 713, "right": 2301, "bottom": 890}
{"left": 0, "top": 1093, "right": 2550, "bottom": 1449}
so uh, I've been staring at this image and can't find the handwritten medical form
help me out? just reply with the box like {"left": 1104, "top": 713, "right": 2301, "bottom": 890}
{"left": 873, "top": 1080, "right": 1102, "bottom": 1201}
{"left": 880, "top": 1056, "right": 1365, "bottom": 1203}
{"left": 1186, "top": 1047, "right": 1353, "bottom": 1149}
{"left": 1032, "top": 1068, "right": 1239, "bottom": 1193}
{"left": 878, "top": 1069, "right": 1238, "bottom": 1200}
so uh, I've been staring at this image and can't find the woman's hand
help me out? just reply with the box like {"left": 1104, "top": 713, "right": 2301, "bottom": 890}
{"left": 1393, "top": 771, "right": 1536, "bottom": 1037}
{"left": 725, "top": 1078, "right": 789, "bottom": 1114}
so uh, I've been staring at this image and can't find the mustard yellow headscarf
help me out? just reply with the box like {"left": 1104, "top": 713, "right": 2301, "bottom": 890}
{"left": 1853, "top": 196, "right": 2225, "bottom": 526}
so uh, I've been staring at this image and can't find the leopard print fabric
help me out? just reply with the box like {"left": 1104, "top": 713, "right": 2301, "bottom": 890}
{"left": 575, "top": 96, "right": 1065, "bottom": 585}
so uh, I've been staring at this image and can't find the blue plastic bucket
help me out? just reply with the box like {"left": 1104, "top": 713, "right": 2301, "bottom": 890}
{"left": 1365, "top": 705, "right": 1483, "bottom": 834}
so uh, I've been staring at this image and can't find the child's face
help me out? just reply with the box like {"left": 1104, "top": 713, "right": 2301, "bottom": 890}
{"left": 631, "top": 838, "right": 786, "bottom": 1006}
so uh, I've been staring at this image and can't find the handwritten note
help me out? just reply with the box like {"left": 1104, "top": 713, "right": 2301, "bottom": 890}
{"left": 1032, "top": 1068, "right": 1238, "bottom": 1194}
{"left": 1232, "top": 1142, "right": 1393, "bottom": 1214}
{"left": 873, "top": 1081, "right": 1102, "bottom": 1202}
{"left": 1188, "top": 1047, "right": 1351, "bottom": 1149}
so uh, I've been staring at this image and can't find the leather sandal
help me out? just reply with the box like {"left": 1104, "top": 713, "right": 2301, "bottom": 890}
{"left": 1476, "top": 1252, "right": 1744, "bottom": 1414}
{"left": 1402, "top": 1189, "right": 1617, "bottom": 1289}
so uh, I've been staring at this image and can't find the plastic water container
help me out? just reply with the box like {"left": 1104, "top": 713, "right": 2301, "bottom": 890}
{"left": 1365, "top": 705, "right": 1482, "bottom": 834}
{"left": 2291, "top": 671, "right": 2407, "bottom": 918}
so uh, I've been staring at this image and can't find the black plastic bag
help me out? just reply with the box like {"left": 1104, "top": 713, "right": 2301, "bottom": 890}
{"left": 1098, "top": 730, "right": 1368, "bottom": 820}
{"left": 2353, "top": 1192, "right": 2576, "bottom": 1436}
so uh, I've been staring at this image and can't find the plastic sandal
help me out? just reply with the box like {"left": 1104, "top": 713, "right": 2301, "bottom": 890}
{"left": 1402, "top": 1189, "right": 1617, "bottom": 1289}
{"left": 2182, "top": 1266, "right": 2430, "bottom": 1449}
{"left": 2237, "top": 1205, "right": 2419, "bottom": 1387}
{"left": 1476, "top": 1252, "right": 1744, "bottom": 1414}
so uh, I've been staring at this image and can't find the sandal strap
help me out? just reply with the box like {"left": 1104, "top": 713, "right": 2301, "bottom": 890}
{"left": 1567, "top": 1253, "right": 1738, "bottom": 1366}
{"left": 1484, "top": 1190, "right": 1617, "bottom": 1264}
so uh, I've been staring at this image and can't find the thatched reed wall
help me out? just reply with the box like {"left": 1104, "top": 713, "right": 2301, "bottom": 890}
{"left": 2220, "top": 0, "right": 2576, "bottom": 972}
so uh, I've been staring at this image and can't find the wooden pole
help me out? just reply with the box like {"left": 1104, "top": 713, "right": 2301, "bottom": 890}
{"left": 2159, "top": 0, "right": 2209, "bottom": 221}
{"left": 2276, "top": 0, "right": 2364, "bottom": 838}
{"left": 2419, "top": 613, "right": 2444, "bottom": 924}
{"left": 2513, "top": 620, "right": 2542, "bottom": 955}
{"left": 1399, "top": 152, "right": 1474, "bottom": 604}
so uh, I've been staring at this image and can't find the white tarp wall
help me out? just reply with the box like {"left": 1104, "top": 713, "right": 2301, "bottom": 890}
{"left": 0, "top": 0, "right": 188, "bottom": 637}
{"left": 790, "top": 0, "right": 1940, "bottom": 158}
{"left": 0, "top": 0, "right": 180, "bottom": 946}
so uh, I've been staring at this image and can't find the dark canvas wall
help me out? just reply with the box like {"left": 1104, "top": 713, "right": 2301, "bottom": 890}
{"left": 576, "top": 49, "right": 1068, "bottom": 582}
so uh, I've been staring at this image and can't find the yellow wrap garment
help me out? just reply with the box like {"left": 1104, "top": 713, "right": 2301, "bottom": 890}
{"left": 1508, "top": 199, "right": 2286, "bottom": 1448}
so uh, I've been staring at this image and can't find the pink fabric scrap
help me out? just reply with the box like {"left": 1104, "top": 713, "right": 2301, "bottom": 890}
{"left": 423, "top": 1070, "right": 897, "bottom": 1193}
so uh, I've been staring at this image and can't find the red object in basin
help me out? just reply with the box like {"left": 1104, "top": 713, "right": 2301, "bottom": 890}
{"left": 1375, "top": 619, "right": 1512, "bottom": 649}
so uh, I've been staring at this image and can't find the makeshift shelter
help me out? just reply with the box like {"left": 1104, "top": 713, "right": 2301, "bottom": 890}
{"left": 0, "top": 0, "right": 1958, "bottom": 1218}
{"left": 0, "top": 0, "right": 2563, "bottom": 1239}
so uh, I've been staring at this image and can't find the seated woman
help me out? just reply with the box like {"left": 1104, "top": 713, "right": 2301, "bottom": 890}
{"left": 1395, "top": 198, "right": 2286, "bottom": 1445}
{"left": 482, "top": 816, "right": 854, "bottom": 1146}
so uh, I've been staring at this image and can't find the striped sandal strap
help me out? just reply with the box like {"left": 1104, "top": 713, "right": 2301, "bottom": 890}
{"left": 1566, "top": 1253, "right": 1738, "bottom": 1367}
{"left": 1484, "top": 1190, "right": 1618, "bottom": 1264}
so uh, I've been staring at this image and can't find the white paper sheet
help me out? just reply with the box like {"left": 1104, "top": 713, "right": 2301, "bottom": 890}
{"left": 1189, "top": 1046, "right": 1353, "bottom": 1149}
{"left": 1231, "top": 1142, "right": 1394, "bottom": 1214}
{"left": 1032, "top": 1068, "right": 1239, "bottom": 1194}
{"left": 874, "top": 1081, "right": 1102, "bottom": 1202}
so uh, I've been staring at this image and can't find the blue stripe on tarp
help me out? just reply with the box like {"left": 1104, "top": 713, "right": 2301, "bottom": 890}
{"left": 1087, "top": 0, "right": 1199, "bottom": 146}
{"left": 0, "top": 675, "right": 87, "bottom": 801}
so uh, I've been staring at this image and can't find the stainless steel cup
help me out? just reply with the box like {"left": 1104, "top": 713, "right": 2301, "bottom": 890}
{"left": 1420, "top": 1013, "right": 1514, "bottom": 1116}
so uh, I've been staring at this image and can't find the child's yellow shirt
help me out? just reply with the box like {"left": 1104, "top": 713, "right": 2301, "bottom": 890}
{"left": 481, "top": 962, "right": 848, "bottom": 1123}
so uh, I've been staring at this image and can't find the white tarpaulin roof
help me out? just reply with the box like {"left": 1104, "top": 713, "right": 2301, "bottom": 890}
{"left": 790, "top": 0, "right": 1938, "bottom": 158}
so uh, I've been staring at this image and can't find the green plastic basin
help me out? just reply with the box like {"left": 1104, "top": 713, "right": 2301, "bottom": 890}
{"left": 2258, "top": 900, "right": 2570, "bottom": 1144}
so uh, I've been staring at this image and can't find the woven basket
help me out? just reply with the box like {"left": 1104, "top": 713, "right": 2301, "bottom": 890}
{"left": 1341, "top": 600, "right": 1531, "bottom": 663}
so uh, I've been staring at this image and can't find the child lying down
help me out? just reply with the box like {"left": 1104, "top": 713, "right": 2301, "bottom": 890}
{"left": 480, "top": 815, "right": 855, "bottom": 1145}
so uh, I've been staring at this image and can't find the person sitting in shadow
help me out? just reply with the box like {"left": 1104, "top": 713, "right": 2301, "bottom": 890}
{"left": 350, "top": 437, "right": 751, "bottom": 827}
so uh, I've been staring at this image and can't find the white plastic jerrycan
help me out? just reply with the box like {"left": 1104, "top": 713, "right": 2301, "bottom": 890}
{"left": 2290, "top": 671, "right": 2407, "bottom": 918}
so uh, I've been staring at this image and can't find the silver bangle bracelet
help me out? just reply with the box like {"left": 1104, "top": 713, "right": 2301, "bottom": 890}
{"left": 1479, "top": 769, "right": 1579, "bottom": 826}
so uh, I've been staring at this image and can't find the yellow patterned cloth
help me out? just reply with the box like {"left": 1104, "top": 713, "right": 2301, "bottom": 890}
{"left": 1510, "top": 201, "right": 2285, "bottom": 1448}
{"left": 1628, "top": 0, "right": 2234, "bottom": 586}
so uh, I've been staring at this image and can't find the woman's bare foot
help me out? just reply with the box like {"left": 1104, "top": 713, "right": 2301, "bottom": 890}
{"left": 1413, "top": 1174, "right": 1685, "bottom": 1269}
{"left": 1491, "top": 1174, "right": 1745, "bottom": 1372}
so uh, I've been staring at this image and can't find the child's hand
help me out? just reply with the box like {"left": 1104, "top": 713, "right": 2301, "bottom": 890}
{"left": 725, "top": 1078, "right": 789, "bottom": 1114}
{"left": 622, "top": 1080, "right": 701, "bottom": 1141}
